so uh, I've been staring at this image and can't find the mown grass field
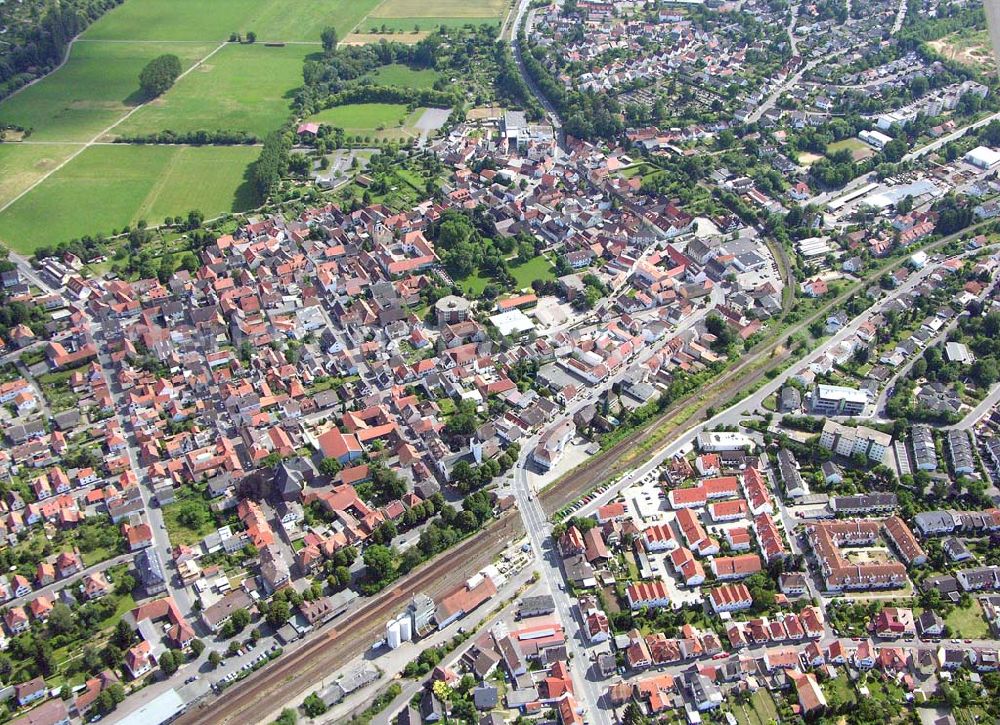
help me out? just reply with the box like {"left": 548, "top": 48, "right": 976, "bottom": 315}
{"left": 945, "top": 599, "right": 991, "bottom": 639}
{"left": 459, "top": 256, "right": 555, "bottom": 296}
{"left": 510, "top": 255, "right": 555, "bottom": 289}
{"left": 367, "top": 0, "right": 506, "bottom": 19}
{"left": 115, "top": 43, "right": 315, "bottom": 138}
{"left": 0, "top": 144, "right": 77, "bottom": 208}
{"left": 309, "top": 102, "right": 422, "bottom": 135}
{"left": 84, "top": 0, "right": 382, "bottom": 42}
{"left": 342, "top": 31, "right": 430, "bottom": 45}
{"left": 0, "top": 145, "right": 258, "bottom": 253}
{"left": 366, "top": 63, "right": 441, "bottom": 88}
{"left": 360, "top": 0, "right": 508, "bottom": 31}
{"left": 360, "top": 17, "right": 499, "bottom": 31}
{"left": 0, "top": 41, "right": 213, "bottom": 141}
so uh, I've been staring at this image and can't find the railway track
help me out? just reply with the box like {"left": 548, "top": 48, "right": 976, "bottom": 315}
{"left": 539, "top": 339, "right": 791, "bottom": 515}
{"left": 176, "top": 512, "right": 523, "bottom": 725}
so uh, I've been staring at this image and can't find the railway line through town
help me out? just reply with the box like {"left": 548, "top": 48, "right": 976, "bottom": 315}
{"left": 175, "top": 512, "right": 523, "bottom": 725}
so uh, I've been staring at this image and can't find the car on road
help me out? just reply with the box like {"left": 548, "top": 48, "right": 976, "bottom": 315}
{"left": 185, "top": 675, "right": 198, "bottom": 684}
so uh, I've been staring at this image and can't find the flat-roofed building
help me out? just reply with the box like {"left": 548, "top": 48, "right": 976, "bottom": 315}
{"left": 811, "top": 384, "right": 868, "bottom": 416}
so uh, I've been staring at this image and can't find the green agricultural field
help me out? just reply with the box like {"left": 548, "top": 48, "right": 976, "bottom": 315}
{"left": 309, "top": 102, "right": 422, "bottom": 135}
{"left": 0, "top": 145, "right": 258, "bottom": 253}
{"left": 367, "top": 0, "right": 506, "bottom": 19}
{"left": 0, "top": 144, "right": 78, "bottom": 208}
{"left": 84, "top": 0, "right": 382, "bottom": 42}
{"left": 0, "top": 41, "right": 213, "bottom": 141}
{"left": 361, "top": 17, "right": 499, "bottom": 31}
{"left": 115, "top": 43, "right": 314, "bottom": 138}
{"left": 366, "top": 63, "right": 442, "bottom": 89}
{"left": 361, "top": 0, "right": 508, "bottom": 31}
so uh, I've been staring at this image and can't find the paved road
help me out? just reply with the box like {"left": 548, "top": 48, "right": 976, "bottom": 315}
{"left": 903, "top": 111, "right": 1000, "bottom": 163}
{"left": 511, "top": 0, "right": 564, "bottom": 156}
{"left": 748, "top": 51, "right": 845, "bottom": 124}
{"left": 946, "top": 382, "right": 1000, "bottom": 431}
{"left": 9, "top": 553, "right": 132, "bottom": 610}
{"left": 890, "top": 0, "right": 908, "bottom": 34}
{"left": 370, "top": 575, "right": 544, "bottom": 725}
{"left": 513, "top": 463, "right": 610, "bottom": 724}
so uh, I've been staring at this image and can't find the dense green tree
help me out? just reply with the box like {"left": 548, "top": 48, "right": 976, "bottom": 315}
{"left": 321, "top": 27, "right": 338, "bottom": 53}
{"left": 138, "top": 54, "right": 182, "bottom": 97}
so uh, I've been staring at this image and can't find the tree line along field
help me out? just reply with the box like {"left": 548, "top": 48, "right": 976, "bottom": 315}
{"left": 0, "top": 0, "right": 510, "bottom": 253}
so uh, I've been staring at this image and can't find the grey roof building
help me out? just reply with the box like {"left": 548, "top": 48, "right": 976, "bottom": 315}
{"left": 911, "top": 425, "right": 938, "bottom": 471}
{"left": 134, "top": 548, "right": 167, "bottom": 595}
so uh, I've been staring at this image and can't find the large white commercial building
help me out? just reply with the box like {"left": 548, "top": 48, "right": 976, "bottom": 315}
{"left": 811, "top": 384, "right": 868, "bottom": 416}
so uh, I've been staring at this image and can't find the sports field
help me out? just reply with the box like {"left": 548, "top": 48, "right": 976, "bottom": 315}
{"left": 0, "top": 145, "right": 258, "bottom": 253}
{"left": 0, "top": 42, "right": 213, "bottom": 141}
{"left": 115, "top": 44, "right": 315, "bottom": 138}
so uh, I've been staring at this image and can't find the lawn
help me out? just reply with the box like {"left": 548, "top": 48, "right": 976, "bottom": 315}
{"left": 751, "top": 690, "right": 779, "bottom": 721}
{"left": 343, "top": 31, "right": 430, "bottom": 45}
{"left": 458, "top": 256, "right": 554, "bottom": 296}
{"left": 827, "top": 138, "right": 866, "bottom": 153}
{"left": 510, "top": 255, "right": 555, "bottom": 290}
{"left": 366, "top": 63, "right": 442, "bottom": 89}
{"left": 84, "top": 0, "right": 382, "bottom": 42}
{"left": 728, "top": 690, "right": 781, "bottom": 725}
{"left": 361, "top": 16, "right": 501, "bottom": 31}
{"left": 308, "top": 102, "right": 419, "bottom": 134}
{"left": 115, "top": 43, "right": 314, "bottom": 138}
{"left": 945, "top": 599, "right": 991, "bottom": 639}
{"left": 0, "top": 41, "right": 214, "bottom": 142}
{"left": 0, "top": 145, "right": 258, "bottom": 252}
{"left": 459, "top": 270, "right": 491, "bottom": 296}
{"left": 822, "top": 672, "right": 857, "bottom": 709}
{"left": 162, "top": 490, "right": 218, "bottom": 547}
{"left": 620, "top": 162, "right": 654, "bottom": 179}
{"left": 0, "top": 143, "right": 77, "bottom": 208}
